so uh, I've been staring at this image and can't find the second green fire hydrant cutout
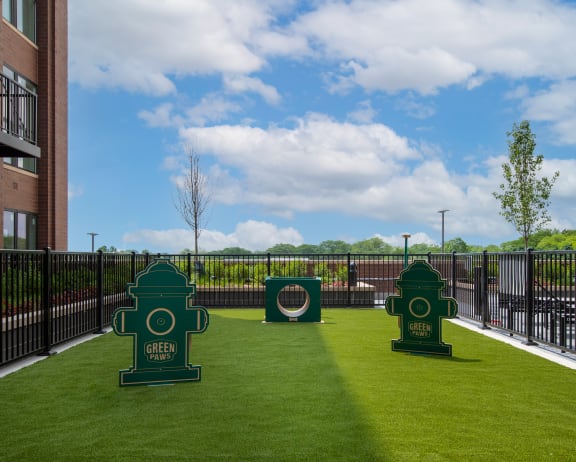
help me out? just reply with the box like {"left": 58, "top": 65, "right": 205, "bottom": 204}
{"left": 112, "top": 258, "right": 209, "bottom": 386}
{"left": 385, "top": 260, "right": 458, "bottom": 356}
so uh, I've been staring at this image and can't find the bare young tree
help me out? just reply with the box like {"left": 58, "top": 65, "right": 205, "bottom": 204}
{"left": 174, "top": 145, "right": 210, "bottom": 256}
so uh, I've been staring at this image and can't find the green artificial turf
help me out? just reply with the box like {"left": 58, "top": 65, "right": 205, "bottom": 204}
{"left": 0, "top": 309, "right": 575, "bottom": 461}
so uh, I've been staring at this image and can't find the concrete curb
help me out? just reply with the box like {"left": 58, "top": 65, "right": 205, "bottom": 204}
{"left": 0, "top": 327, "right": 113, "bottom": 379}
{"left": 449, "top": 317, "right": 576, "bottom": 370}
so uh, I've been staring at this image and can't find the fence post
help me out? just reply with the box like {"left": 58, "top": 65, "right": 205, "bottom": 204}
{"left": 481, "top": 250, "right": 491, "bottom": 329}
{"left": 267, "top": 253, "right": 271, "bottom": 276}
{"left": 39, "top": 248, "right": 54, "bottom": 356}
{"left": 94, "top": 250, "right": 105, "bottom": 334}
{"left": 524, "top": 248, "right": 537, "bottom": 345}
{"left": 559, "top": 316, "right": 567, "bottom": 352}
{"left": 131, "top": 252, "right": 136, "bottom": 281}
{"left": 347, "top": 253, "right": 351, "bottom": 306}
{"left": 451, "top": 251, "right": 457, "bottom": 299}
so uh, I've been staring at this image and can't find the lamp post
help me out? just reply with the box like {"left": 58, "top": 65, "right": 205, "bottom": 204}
{"left": 402, "top": 233, "right": 411, "bottom": 269}
{"left": 87, "top": 232, "right": 98, "bottom": 252}
{"left": 437, "top": 209, "right": 449, "bottom": 253}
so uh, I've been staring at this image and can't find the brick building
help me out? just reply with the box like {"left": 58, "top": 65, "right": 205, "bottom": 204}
{"left": 0, "top": 0, "right": 67, "bottom": 250}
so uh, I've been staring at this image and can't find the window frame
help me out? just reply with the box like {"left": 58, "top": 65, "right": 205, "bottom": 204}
{"left": 3, "top": 209, "right": 37, "bottom": 249}
{"left": 3, "top": 157, "right": 37, "bottom": 173}
{"left": 2, "top": 0, "right": 36, "bottom": 43}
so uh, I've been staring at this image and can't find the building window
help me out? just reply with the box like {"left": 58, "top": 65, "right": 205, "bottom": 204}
{"left": 3, "top": 209, "right": 37, "bottom": 249}
{"left": 2, "top": 0, "right": 36, "bottom": 43}
{"left": 2, "top": 66, "right": 37, "bottom": 94}
{"left": 3, "top": 157, "right": 37, "bottom": 173}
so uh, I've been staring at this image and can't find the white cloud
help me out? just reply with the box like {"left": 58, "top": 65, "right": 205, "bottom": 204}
{"left": 140, "top": 96, "right": 246, "bottom": 129}
{"left": 123, "top": 228, "right": 196, "bottom": 252}
{"left": 68, "top": 183, "right": 84, "bottom": 200}
{"left": 394, "top": 93, "right": 435, "bottom": 119}
{"left": 184, "top": 94, "right": 244, "bottom": 126}
{"left": 70, "top": 0, "right": 269, "bottom": 95}
{"left": 290, "top": 0, "right": 576, "bottom": 94}
{"left": 347, "top": 100, "right": 377, "bottom": 124}
{"left": 223, "top": 75, "right": 282, "bottom": 105}
{"left": 521, "top": 80, "right": 576, "bottom": 144}
{"left": 376, "top": 232, "right": 436, "bottom": 248}
{"left": 176, "top": 114, "right": 576, "bottom": 242}
{"left": 71, "top": 1, "right": 576, "bottom": 97}
{"left": 122, "top": 220, "right": 303, "bottom": 252}
{"left": 178, "top": 113, "right": 421, "bottom": 214}
{"left": 138, "top": 103, "right": 181, "bottom": 128}
{"left": 505, "top": 84, "right": 530, "bottom": 101}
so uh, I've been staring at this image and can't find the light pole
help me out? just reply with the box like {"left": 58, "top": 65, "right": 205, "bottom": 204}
{"left": 402, "top": 233, "right": 411, "bottom": 269}
{"left": 87, "top": 232, "right": 98, "bottom": 252}
{"left": 437, "top": 209, "right": 449, "bottom": 253}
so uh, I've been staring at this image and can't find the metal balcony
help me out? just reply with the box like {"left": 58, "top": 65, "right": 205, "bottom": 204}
{"left": 0, "top": 73, "right": 40, "bottom": 158}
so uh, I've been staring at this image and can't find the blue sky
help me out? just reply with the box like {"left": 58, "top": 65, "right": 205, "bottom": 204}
{"left": 68, "top": 0, "right": 576, "bottom": 252}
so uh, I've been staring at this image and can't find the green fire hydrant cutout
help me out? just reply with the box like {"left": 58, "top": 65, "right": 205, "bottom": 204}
{"left": 265, "top": 277, "right": 322, "bottom": 322}
{"left": 385, "top": 260, "right": 458, "bottom": 356}
{"left": 112, "top": 258, "right": 209, "bottom": 386}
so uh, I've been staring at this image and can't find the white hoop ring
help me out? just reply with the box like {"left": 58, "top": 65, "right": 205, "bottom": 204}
{"left": 276, "top": 284, "right": 310, "bottom": 318}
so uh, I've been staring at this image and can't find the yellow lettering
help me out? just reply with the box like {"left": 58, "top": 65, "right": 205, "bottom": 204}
{"left": 145, "top": 341, "right": 176, "bottom": 361}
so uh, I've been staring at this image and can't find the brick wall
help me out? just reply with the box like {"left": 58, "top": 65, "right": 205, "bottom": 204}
{"left": 0, "top": 0, "right": 68, "bottom": 250}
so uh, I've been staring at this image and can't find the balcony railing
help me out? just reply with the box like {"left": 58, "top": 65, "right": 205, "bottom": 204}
{"left": 0, "top": 73, "right": 38, "bottom": 154}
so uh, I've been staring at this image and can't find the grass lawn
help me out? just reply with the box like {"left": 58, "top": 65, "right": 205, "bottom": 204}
{"left": 0, "top": 309, "right": 575, "bottom": 461}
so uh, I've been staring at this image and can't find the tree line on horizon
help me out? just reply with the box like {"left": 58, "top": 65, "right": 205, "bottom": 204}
{"left": 164, "top": 228, "right": 576, "bottom": 256}
{"left": 98, "top": 228, "right": 576, "bottom": 255}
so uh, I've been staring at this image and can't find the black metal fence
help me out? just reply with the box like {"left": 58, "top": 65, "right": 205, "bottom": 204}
{"left": 1, "top": 249, "right": 575, "bottom": 366}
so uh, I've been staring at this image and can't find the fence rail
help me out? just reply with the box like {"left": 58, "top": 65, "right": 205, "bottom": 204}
{"left": 1, "top": 249, "right": 575, "bottom": 366}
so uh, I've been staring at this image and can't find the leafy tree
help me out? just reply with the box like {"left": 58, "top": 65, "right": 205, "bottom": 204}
{"left": 266, "top": 243, "right": 298, "bottom": 254}
{"left": 317, "top": 240, "right": 351, "bottom": 254}
{"left": 351, "top": 237, "right": 394, "bottom": 254}
{"left": 408, "top": 243, "right": 438, "bottom": 254}
{"left": 500, "top": 228, "right": 556, "bottom": 251}
{"left": 493, "top": 121, "right": 559, "bottom": 250}
{"left": 295, "top": 244, "right": 320, "bottom": 254}
{"left": 445, "top": 237, "right": 469, "bottom": 253}
{"left": 535, "top": 230, "right": 576, "bottom": 250}
{"left": 97, "top": 245, "right": 118, "bottom": 253}
{"left": 212, "top": 247, "right": 253, "bottom": 255}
